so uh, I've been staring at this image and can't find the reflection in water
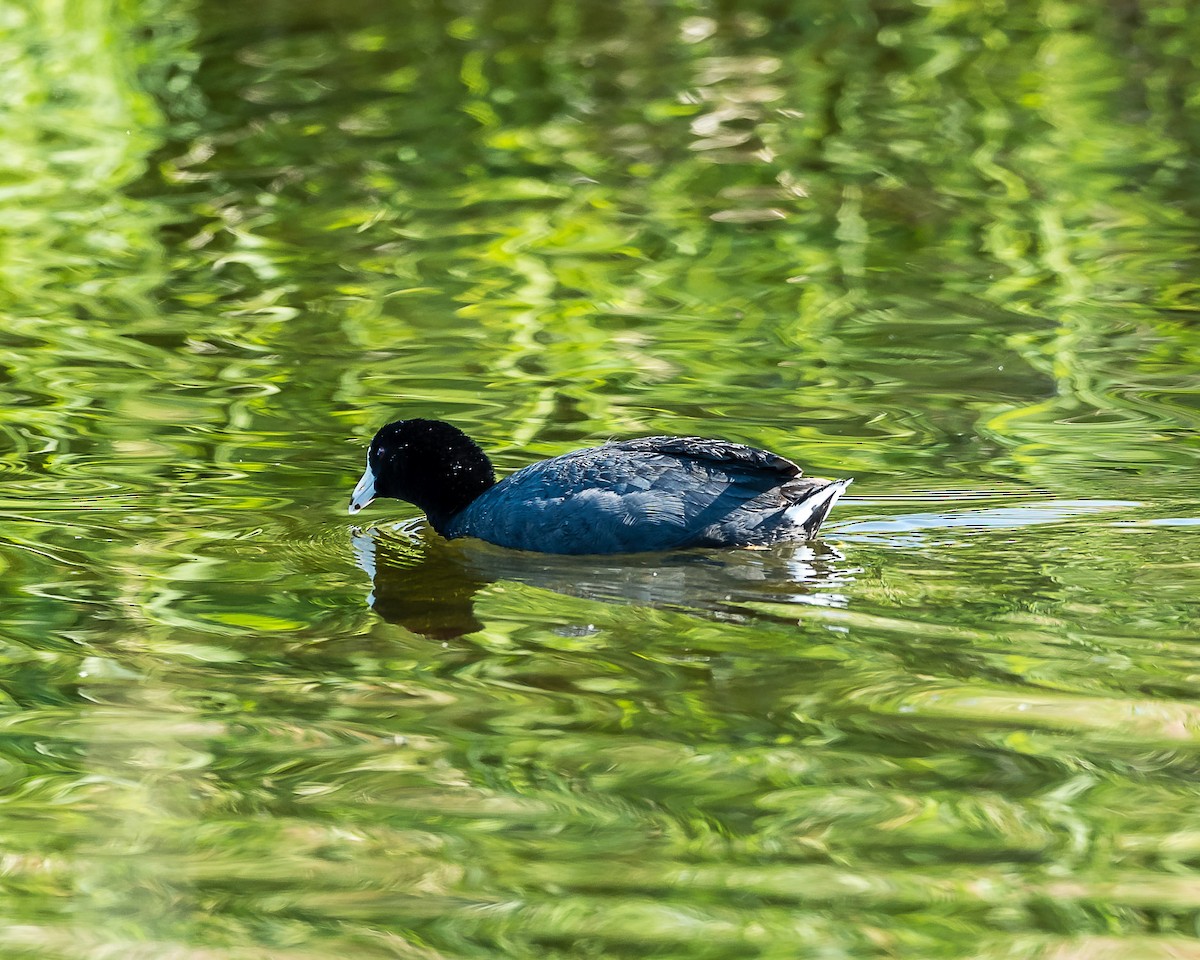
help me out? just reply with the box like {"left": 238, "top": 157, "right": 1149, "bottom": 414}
{"left": 351, "top": 522, "right": 856, "bottom": 638}
{"left": 352, "top": 522, "right": 488, "bottom": 638}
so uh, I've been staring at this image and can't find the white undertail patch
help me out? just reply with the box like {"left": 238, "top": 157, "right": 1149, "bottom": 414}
{"left": 784, "top": 479, "right": 852, "bottom": 533}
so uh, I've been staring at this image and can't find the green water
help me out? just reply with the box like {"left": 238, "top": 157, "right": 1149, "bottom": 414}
{"left": 3, "top": 0, "right": 1200, "bottom": 957}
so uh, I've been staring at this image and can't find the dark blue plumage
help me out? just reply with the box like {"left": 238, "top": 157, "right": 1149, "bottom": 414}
{"left": 349, "top": 419, "right": 850, "bottom": 555}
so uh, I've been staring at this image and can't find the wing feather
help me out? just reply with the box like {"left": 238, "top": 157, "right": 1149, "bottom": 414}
{"left": 446, "top": 438, "right": 816, "bottom": 553}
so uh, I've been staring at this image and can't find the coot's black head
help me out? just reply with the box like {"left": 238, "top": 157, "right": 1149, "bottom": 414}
{"left": 348, "top": 418, "right": 495, "bottom": 529}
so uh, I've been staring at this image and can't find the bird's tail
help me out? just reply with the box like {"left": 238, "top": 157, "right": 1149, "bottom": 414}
{"left": 784, "top": 478, "right": 852, "bottom": 538}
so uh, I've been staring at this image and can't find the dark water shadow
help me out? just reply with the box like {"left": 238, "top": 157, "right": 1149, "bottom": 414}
{"left": 350, "top": 520, "right": 859, "bottom": 638}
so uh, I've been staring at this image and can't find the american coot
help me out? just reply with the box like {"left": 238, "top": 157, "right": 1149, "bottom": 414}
{"left": 348, "top": 418, "right": 851, "bottom": 555}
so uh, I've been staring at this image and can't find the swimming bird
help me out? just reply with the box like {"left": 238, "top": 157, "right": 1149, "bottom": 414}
{"left": 348, "top": 418, "right": 850, "bottom": 555}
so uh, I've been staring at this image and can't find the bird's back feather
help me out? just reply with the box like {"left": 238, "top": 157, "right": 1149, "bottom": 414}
{"left": 443, "top": 437, "right": 845, "bottom": 554}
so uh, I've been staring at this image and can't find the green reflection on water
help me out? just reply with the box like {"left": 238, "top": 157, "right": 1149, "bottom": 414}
{"left": 1, "top": 0, "right": 1200, "bottom": 958}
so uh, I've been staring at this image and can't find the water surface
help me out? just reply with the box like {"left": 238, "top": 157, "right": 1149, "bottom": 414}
{"left": 2, "top": 1, "right": 1200, "bottom": 958}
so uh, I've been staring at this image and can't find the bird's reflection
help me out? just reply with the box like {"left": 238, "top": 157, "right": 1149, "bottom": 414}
{"left": 351, "top": 520, "right": 857, "bottom": 639}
